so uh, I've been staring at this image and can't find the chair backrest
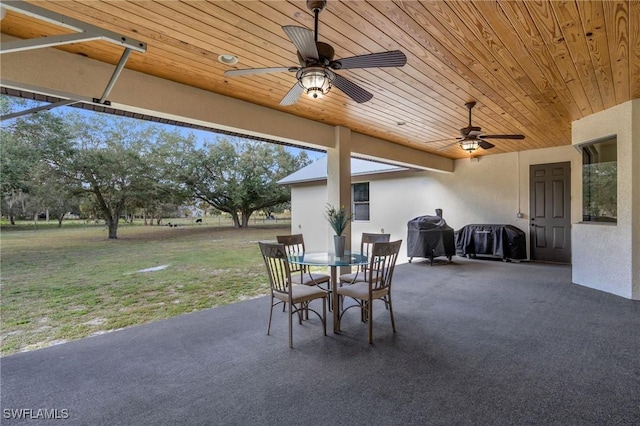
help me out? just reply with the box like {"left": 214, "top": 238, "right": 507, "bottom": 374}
{"left": 276, "top": 234, "right": 306, "bottom": 274}
{"left": 360, "top": 233, "right": 391, "bottom": 270}
{"left": 367, "top": 240, "right": 402, "bottom": 291}
{"left": 361, "top": 232, "right": 391, "bottom": 254}
{"left": 276, "top": 234, "right": 305, "bottom": 252}
{"left": 259, "top": 242, "right": 292, "bottom": 297}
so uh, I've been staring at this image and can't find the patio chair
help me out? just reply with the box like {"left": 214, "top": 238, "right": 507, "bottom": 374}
{"left": 336, "top": 240, "right": 402, "bottom": 344}
{"left": 259, "top": 242, "right": 327, "bottom": 348}
{"left": 277, "top": 234, "right": 332, "bottom": 308}
{"left": 339, "top": 232, "right": 390, "bottom": 285}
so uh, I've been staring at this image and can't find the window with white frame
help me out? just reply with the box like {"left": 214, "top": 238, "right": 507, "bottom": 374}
{"left": 581, "top": 136, "right": 617, "bottom": 223}
{"left": 352, "top": 182, "right": 370, "bottom": 221}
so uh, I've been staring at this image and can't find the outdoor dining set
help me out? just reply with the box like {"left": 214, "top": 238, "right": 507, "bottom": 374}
{"left": 258, "top": 233, "right": 402, "bottom": 348}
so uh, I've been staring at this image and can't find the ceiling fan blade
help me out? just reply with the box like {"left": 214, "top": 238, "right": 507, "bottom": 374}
{"left": 224, "top": 67, "right": 296, "bottom": 77}
{"left": 478, "top": 140, "right": 495, "bottom": 150}
{"left": 332, "top": 50, "right": 407, "bottom": 70}
{"left": 480, "top": 134, "right": 525, "bottom": 139}
{"left": 279, "top": 83, "right": 304, "bottom": 106}
{"left": 332, "top": 74, "right": 373, "bottom": 103}
{"left": 282, "top": 26, "right": 319, "bottom": 62}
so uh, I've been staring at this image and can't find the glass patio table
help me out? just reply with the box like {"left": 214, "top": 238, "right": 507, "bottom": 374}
{"left": 288, "top": 251, "right": 368, "bottom": 333}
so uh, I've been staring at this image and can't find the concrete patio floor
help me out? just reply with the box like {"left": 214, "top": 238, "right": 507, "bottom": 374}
{"left": 2, "top": 257, "right": 639, "bottom": 425}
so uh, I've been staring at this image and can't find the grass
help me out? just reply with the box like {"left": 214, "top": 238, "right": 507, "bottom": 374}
{"left": 0, "top": 219, "right": 292, "bottom": 356}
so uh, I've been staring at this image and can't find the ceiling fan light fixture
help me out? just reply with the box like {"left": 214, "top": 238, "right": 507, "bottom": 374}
{"left": 460, "top": 138, "right": 479, "bottom": 153}
{"left": 298, "top": 67, "right": 334, "bottom": 99}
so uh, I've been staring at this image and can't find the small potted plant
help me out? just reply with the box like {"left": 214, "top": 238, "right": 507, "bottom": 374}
{"left": 326, "top": 204, "right": 352, "bottom": 257}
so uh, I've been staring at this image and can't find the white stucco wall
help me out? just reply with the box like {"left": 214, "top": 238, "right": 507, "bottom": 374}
{"left": 291, "top": 184, "right": 329, "bottom": 252}
{"left": 571, "top": 99, "right": 639, "bottom": 300}
{"left": 288, "top": 144, "right": 582, "bottom": 266}
{"left": 351, "top": 172, "right": 429, "bottom": 264}
{"left": 406, "top": 147, "right": 582, "bottom": 233}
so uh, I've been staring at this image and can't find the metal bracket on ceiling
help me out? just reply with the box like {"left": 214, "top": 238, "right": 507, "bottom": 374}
{"left": 0, "top": 0, "right": 147, "bottom": 118}
{"left": 0, "top": 1, "right": 146, "bottom": 54}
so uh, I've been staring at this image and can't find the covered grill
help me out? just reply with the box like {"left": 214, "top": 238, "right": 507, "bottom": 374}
{"left": 407, "top": 213, "right": 455, "bottom": 264}
{"left": 455, "top": 224, "right": 526, "bottom": 261}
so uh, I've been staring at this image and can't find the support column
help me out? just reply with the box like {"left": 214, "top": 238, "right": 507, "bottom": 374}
{"left": 572, "top": 99, "right": 639, "bottom": 300}
{"left": 327, "top": 126, "right": 352, "bottom": 254}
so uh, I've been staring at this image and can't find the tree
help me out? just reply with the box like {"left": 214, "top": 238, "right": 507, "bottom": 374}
{"left": 64, "top": 115, "right": 178, "bottom": 238}
{"left": 179, "top": 138, "right": 310, "bottom": 227}
{"left": 142, "top": 128, "right": 195, "bottom": 225}
{"left": 29, "top": 176, "right": 82, "bottom": 227}
{"left": 28, "top": 112, "right": 183, "bottom": 238}
{"left": 1, "top": 98, "right": 72, "bottom": 224}
{"left": 1, "top": 95, "right": 313, "bottom": 234}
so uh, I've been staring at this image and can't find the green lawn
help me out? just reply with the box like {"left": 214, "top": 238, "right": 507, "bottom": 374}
{"left": 0, "top": 220, "right": 291, "bottom": 355}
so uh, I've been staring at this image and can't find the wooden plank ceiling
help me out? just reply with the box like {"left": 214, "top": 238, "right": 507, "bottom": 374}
{"left": 1, "top": 1, "right": 638, "bottom": 160}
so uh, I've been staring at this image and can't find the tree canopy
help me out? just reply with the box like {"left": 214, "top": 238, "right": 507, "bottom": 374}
{"left": 0, "top": 96, "right": 311, "bottom": 237}
{"left": 177, "top": 139, "right": 309, "bottom": 227}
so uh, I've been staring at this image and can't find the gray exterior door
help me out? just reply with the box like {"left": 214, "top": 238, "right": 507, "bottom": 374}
{"left": 529, "top": 162, "right": 571, "bottom": 263}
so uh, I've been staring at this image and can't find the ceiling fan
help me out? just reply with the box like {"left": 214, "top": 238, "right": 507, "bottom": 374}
{"left": 223, "top": 0, "right": 407, "bottom": 106}
{"left": 427, "top": 101, "right": 525, "bottom": 153}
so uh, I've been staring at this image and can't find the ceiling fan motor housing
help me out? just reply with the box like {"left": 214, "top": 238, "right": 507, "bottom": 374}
{"left": 297, "top": 41, "right": 335, "bottom": 66}
{"left": 460, "top": 126, "right": 482, "bottom": 136}
{"left": 307, "top": 0, "right": 327, "bottom": 13}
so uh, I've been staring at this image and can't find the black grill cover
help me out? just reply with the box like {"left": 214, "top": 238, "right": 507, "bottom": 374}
{"left": 407, "top": 215, "right": 455, "bottom": 262}
{"left": 454, "top": 224, "right": 526, "bottom": 260}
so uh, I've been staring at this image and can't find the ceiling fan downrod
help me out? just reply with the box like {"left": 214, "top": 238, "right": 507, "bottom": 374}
{"left": 307, "top": 0, "right": 327, "bottom": 44}
{"left": 465, "top": 101, "right": 476, "bottom": 127}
